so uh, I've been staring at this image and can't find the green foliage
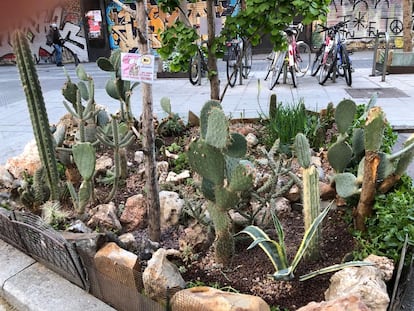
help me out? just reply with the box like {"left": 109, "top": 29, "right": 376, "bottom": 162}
{"left": 157, "top": 21, "right": 199, "bottom": 73}
{"left": 263, "top": 100, "right": 307, "bottom": 154}
{"left": 353, "top": 175, "right": 414, "bottom": 265}
{"left": 221, "top": 0, "right": 330, "bottom": 50}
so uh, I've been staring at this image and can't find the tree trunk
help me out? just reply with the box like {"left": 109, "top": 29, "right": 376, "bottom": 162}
{"left": 206, "top": 0, "right": 220, "bottom": 100}
{"left": 403, "top": 0, "right": 413, "bottom": 52}
{"left": 354, "top": 152, "right": 380, "bottom": 231}
{"left": 136, "top": 0, "right": 160, "bottom": 242}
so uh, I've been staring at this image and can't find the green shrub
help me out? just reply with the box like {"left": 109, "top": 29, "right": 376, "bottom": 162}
{"left": 353, "top": 174, "right": 414, "bottom": 265}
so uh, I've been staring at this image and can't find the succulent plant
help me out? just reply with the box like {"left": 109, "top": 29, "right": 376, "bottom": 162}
{"left": 187, "top": 100, "right": 254, "bottom": 265}
{"left": 66, "top": 142, "right": 96, "bottom": 214}
{"left": 97, "top": 49, "right": 139, "bottom": 124}
{"left": 96, "top": 116, "right": 135, "bottom": 202}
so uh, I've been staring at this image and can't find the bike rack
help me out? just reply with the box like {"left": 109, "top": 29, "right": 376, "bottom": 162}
{"left": 371, "top": 31, "right": 390, "bottom": 82}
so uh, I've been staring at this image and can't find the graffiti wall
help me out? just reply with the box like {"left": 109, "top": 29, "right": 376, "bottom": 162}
{"left": 325, "top": 0, "right": 407, "bottom": 46}
{"left": 0, "top": 0, "right": 88, "bottom": 64}
{"left": 105, "top": 0, "right": 231, "bottom": 52}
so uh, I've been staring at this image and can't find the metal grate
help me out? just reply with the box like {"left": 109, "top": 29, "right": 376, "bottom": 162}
{"left": 345, "top": 87, "right": 409, "bottom": 98}
{"left": 0, "top": 208, "right": 88, "bottom": 290}
{"left": 0, "top": 207, "right": 215, "bottom": 311}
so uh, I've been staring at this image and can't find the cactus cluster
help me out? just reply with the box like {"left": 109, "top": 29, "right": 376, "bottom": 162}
{"left": 327, "top": 98, "right": 414, "bottom": 230}
{"left": 187, "top": 101, "right": 254, "bottom": 264}
{"left": 12, "top": 30, "right": 60, "bottom": 202}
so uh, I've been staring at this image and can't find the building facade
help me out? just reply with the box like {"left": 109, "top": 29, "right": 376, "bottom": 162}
{"left": 0, "top": 0, "right": 410, "bottom": 65}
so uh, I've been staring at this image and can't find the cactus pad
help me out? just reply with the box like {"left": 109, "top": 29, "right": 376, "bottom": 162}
{"left": 200, "top": 100, "right": 222, "bottom": 139}
{"left": 225, "top": 133, "right": 247, "bottom": 158}
{"left": 205, "top": 107, "right": 229, "bottom": 149}
{"left": 335, "top": 99, "right": 356, "bottom": 134}
{"left": 327, "top": 141, "right": 353, "bottom": 172}
{"left": 187, "top": 140, "right": 225, "bottom": 185}
{"left": 334, "top": 172, "right": 359, "bottom": 198}
{"left": 364, "top": 107, "right": 386, "bottom": 152}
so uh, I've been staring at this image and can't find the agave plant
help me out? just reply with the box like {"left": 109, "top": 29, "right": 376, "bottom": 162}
{"left": 238, "top": 201, "right": 371, "bottom": 281}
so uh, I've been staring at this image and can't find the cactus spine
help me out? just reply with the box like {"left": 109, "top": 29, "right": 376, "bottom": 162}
{"left": 187, "top": 101, "right": 254, "bottom": 265}
{"left": 12, "top": 30, "right": 60, "bottom": 201}
{"left": 294, "top": 133, "right": 320, "bottom": 260}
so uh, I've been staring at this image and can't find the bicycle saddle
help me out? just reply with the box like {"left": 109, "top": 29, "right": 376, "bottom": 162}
{"left": 284, "top": 27, "right": 297, "bottom": 36}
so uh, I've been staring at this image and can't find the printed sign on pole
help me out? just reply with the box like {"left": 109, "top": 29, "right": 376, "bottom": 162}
{"left": 121, "top": 53, "right": 155, "bottom": 82}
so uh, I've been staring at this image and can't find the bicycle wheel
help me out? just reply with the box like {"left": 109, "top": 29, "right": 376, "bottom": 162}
{"left": 189, "top": 53, "right": 200, "bottom": 85}
{"left": 310, "top": 45, "right": 324, "bottom": 76}
{"left": 318, "top": 49, "right": 336, "bottom": 85}
{"left": 269, "top": 51, "right": 286, "bottom": 90}
{"left": 290, "top": 65, "right": 297, "bottom": 87}
{"left": 226, "top": 46, "right": 239, "bottom": 87}
{"left": 295, "top": 41, "right": 311, "bottom": 77}
{"left": 264, "top": 51, "right": 275, "bottom": 81}
{"left": 341, "top": 48, "right": 352, "bottom": 86}
{"left": 242, "top": 40, "right": 252, "bottom": 79}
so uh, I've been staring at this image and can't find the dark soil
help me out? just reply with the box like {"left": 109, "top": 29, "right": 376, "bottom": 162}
{"left": 178, "top": 206, "right": 356, "bottom": 310}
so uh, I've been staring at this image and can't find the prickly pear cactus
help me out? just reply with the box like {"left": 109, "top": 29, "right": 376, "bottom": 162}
{"left": 187, "top": 101, "right": 254, "bottom": 265}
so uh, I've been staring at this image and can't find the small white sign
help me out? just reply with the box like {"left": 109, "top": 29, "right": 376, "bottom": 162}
{"left": 121, "top": 53, "right": 155, "bottom": 82}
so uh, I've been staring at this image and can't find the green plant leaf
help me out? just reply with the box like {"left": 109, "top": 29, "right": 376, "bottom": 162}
{"left": 299, "top": 261, "right": 373, "bottom": 281}
{"left": 238, "top": 225, "right": 289, "bottom": 271}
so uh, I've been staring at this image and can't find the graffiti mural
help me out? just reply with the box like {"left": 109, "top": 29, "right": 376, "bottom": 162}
{"left": 105, "top": 0, "right": 231, "bottom": 52}
{"left": 327, "top": 0, "right": 405, "bottom": 41}
{"left": 0, "top": 5, "right": 88, "bottom": 64}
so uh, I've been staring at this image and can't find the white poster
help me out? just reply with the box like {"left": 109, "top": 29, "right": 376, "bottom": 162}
{"left": 121, "top": 53, "right": 155, "bottom": 82}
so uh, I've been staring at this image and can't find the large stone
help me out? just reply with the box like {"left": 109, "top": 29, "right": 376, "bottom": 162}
{"left": 119, "top": 194, "right": 147, "bottom": 231}
{"left": 170, "top": 286, "right": 270, "bottom": 311}
{"left": 179, "top": 221, "right": 213, "bottom": 253}
{"left": 142, "top": 248, "right": 185, "bottom": 303}
{"left": 94, "top": 242, "right": 143, "bottom": 310}
{"left": 325, "top": 255, "right": 394, "bottom": 311}
{"left": 5, "top": 139, "right": 41, "bottom": 178}
{"left": 87, "top": 202, "right": 122, "bottom": 232}
{"left": 298, "top": 295, "right": 370, "bottom": 311}
{"left": 159, "top": 191, "right": 184, "bottom": 229}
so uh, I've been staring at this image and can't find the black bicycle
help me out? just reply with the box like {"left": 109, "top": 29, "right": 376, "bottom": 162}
{"left": 225, "top": 37, "right": 252, "bottom": 87}
{"left": 316, "top": 21, "right": 352, "bottom": 86}
{"left": 189, "top": 40, "right": 208, "bottom": 85}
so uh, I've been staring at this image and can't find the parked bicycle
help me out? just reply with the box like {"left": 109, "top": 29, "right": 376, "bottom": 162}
{"left": 225, "top": 37, "right": 252, "bottom": 87}
{"left": 266, "top": 23, "right": 311, "bottom": 89}
{"left": 189, "top": 40, "right": 208, "bottom": 85}
{"left": 316, "top": 21, "right": 353, "bottom": 86}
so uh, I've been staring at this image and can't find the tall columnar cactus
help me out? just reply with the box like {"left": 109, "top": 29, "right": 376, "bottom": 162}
{"left": 327, "top": 98, "right": 414, "bottom": 230}
{"left": 187, "top": 101, "right": 254, "bottom": 265}
{"left": 294, "top": 133, "right": 321, "bottom": 260}
{"left": 96, "top": 116, "right": 135, "bottom": 202}
{"left": 12, "top": 30, "right": 60, "bottom": 201}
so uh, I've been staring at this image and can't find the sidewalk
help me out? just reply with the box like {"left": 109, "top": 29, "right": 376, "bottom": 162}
{"left": 0, "top": 239, "right": 115, "bottom": 311}
{"left": 1, "top": 51, "right": 414, "bottom": 165}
